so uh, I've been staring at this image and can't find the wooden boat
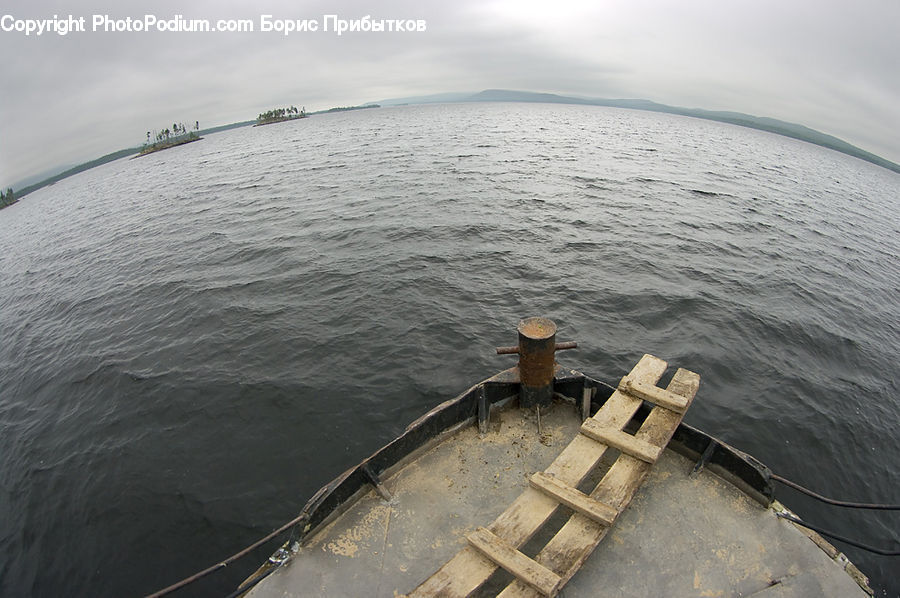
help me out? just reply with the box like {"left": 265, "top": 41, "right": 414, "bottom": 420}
{"left": 238, "top": 318, "right": 872, "bottom": 597}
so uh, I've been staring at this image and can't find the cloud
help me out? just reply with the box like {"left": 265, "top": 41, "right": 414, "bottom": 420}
{"left": 1, "top": 0, "right": 898, "bottom": 187}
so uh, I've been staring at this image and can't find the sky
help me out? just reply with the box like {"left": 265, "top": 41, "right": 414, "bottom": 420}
{"left": 2, "top": 0, "right": 898, "bottom": 189}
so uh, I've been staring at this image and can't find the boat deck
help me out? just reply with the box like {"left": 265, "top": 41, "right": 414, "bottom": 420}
{"left": 247, "top": 397, "right": 868, "bottom": 597}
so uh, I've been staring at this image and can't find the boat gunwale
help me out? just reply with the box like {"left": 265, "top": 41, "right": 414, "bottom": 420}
{"left": 290, "top": 365, "right": 775, "bottom": 547}
{"left": 237, "top": 364, "right": 878, "bottom": 597}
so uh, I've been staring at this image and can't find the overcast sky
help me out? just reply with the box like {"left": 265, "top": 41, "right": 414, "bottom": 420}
{"left": 2, "top": 0, "right": 898, "bottom": 188}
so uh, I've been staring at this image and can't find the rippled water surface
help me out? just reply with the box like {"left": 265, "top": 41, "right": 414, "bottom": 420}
{"left": 1, "top": 103, "right": 898, "bottom": 596}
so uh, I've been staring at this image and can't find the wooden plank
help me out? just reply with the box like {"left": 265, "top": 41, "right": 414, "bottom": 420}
{"left": 579, "top": 420, "right": 662, "bottom": 463}
{"left": 466, "top": 527, "right": 562, "bottom": 596}
{"left": 496, "top": 367, "right": 700, "bottom": 598}
{"left": 529, "top": 472, "right": 617, "bottom": 526}
{"left": 619, "top": 378, "right": 688, "bottom": 413}
{"left": 408, "top": 354, "right": 668, "bottom": 597}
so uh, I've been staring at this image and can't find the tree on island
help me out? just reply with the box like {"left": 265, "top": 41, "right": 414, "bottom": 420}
{"left": 140, "top": 121, "right": 200, "bottom": 155}
{"left": 0, "top": 187, "right": 15, "bottom": 208}
{"left": 256, "top": 105, "right": 307, "bottom": 125}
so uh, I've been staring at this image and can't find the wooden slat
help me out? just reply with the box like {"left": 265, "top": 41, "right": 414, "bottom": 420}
{"left": 618, "top": 378, "right": 689, "bottom": 413}
{"left": 467, "top": 527, "right": 562, "bottom": 596}
{"left": 529, "top": 472, "right": 617, "bottom": 526}
{"left": 579, "top": 420, "right": 662, "bottom": 463}
{"left": 408, "top": 354, "right": 668, "bottom": 597}
{"left": 496, "top": 367, "right": 701, "bottom": 598}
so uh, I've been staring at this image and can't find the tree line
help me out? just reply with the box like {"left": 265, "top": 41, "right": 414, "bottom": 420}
{"left": 256, "top": 106, "right": 306, "bottom": 124}
{"left": 145, "top": 121, "right": 200, "bottom": 147}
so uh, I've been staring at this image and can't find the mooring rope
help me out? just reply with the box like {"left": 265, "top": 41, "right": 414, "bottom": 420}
{"left": 775, "top": 512, "right": 900, "bottom": 556}
{"left": 772, "top": 473, "right": 900, "bottom": 510}
{"left": 771, "top": 472, "right": 899, "bottom": 556}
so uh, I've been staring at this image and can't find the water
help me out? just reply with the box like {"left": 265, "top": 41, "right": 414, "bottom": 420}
{"left": 1, "top": 102, "right": 898, "bottom": 596}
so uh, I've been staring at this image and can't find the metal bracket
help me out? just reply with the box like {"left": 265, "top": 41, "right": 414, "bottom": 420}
{"left": 477, "top": 386, "right": 489, "bottom": 435}
{"left": 361, "top": 463, "right": 392, "bottom": 501}
{"left": 691, "top": 438, "right": 719, "bottom": 477}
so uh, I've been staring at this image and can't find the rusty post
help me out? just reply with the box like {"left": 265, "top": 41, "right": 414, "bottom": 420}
{"left": 496, "top": 317, "right": 578, "bottom": 409}
{"left": 517, "top": 317, "right": 558, "bottom": 408}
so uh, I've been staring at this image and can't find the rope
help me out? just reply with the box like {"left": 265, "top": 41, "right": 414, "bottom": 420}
{"left": 143, "top": 512, "right": 309, "bottom": 598}
{"left": 776, "top": 512, "right": 900, "bottom": 556}
{"left": 772, "top": 474, "right": 900, "bottom": 510}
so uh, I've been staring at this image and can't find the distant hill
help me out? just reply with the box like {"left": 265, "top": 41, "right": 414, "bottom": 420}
{"left": 377, "top": 89, "right": 900, "bottom": 175}
{"left": 10, "top": 164, "right": 78, "bottom": 191}
{"left": 376, "top": 91, "right": 476, "bottom": 106}
{"left": 13, "top": 148, "right": 141, "bottom": 199}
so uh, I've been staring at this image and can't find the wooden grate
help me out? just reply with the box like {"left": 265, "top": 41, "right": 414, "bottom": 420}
{"left": 408, "top": 354, "right": 700, "bottom": 597}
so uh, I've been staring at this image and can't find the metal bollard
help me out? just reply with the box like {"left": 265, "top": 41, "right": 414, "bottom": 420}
{"left": 496, "top": 317, "right": 577, "bottom": 408}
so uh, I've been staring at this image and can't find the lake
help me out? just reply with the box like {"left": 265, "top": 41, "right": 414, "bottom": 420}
{"left": 0, "top": 102, "right": 897, "bottom": 596}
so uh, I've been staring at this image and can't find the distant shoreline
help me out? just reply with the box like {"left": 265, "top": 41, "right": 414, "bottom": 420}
{"left": 308, "top": 104, "right": 379, "bottom": 115}
{"left": 376, "top": 90, "right": 900, "bottom": 175}
{"left": 8, "top": 93, "right": 897, "bottom": 202}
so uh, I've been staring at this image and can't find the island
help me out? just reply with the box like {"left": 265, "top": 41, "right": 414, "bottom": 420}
{"left": 135, "top": 121, "right": 203, "bottom": 157}
{"left": 254, "top": 106, "right": 306, "bottom": 126}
